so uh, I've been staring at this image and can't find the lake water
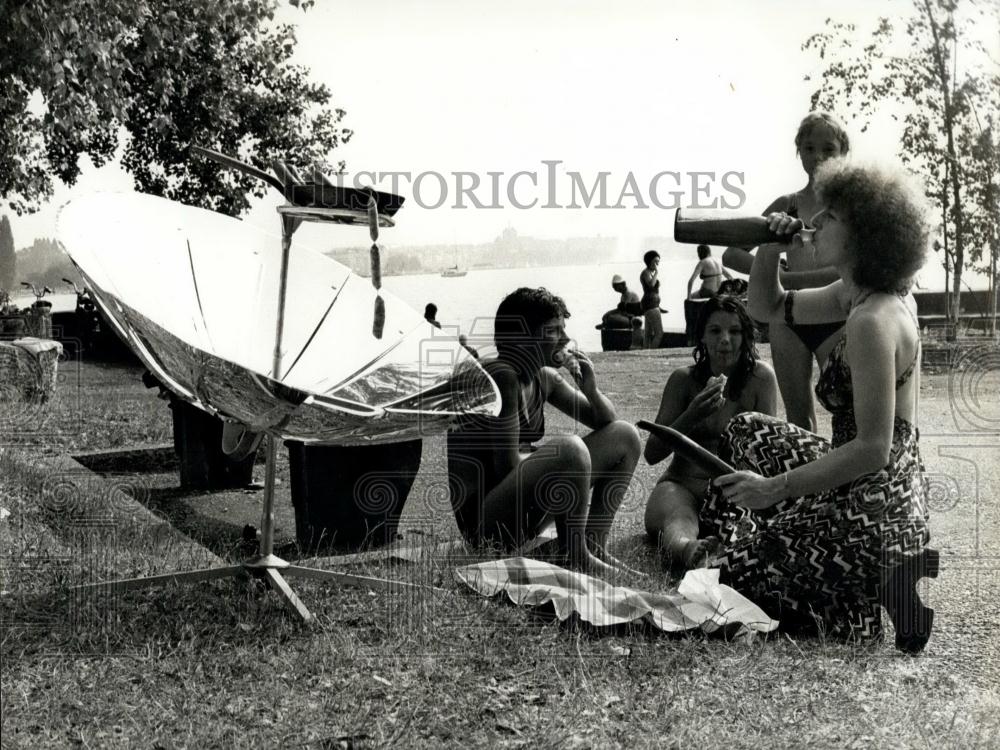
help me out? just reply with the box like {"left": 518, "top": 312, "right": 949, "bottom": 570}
{"left": 384, "top": 260, "right": 694, "bottom": 352}
{"left": 17, "top": 258, "right": 986, "bottom": 354}
{"left": 11, "top": 260, "right": 692, "bottom": 353}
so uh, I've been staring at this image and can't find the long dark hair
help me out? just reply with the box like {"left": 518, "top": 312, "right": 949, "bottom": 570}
{"left": 691, "top": 295, "right": 759, "bottom": 399}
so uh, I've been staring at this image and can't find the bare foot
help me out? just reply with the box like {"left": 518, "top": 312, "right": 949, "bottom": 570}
{"left": 681, "top": 536, "right": 722, "bottom": 570}
{"left": 563, "top": 549, "right": 621, "bottom": 581}
{"left": 591, "top": 545, "right": 647, "bottom": 579}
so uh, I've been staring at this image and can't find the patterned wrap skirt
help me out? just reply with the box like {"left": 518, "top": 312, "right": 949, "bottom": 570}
{"left": 700, "top": 412, "right": 931, "bottom": 639}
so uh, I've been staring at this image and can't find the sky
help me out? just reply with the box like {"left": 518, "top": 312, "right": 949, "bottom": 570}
{"left": 8, "top": 0, "right": 997, "bottom": 289}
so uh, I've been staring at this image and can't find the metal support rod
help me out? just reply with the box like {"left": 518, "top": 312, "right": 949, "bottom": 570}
{"left": 256, "top": 216, "right": 296, "bottom": 561}
{"left": 273, "top": 218, "right": 295, "bottom": 380}
{"left": 258, "top": 433, "right": 279, "bottom": 558}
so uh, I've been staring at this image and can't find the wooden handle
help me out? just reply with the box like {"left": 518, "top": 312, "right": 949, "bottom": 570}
{"left": 674, "top": 208, "right": 791, "bottom": 247}
{"left": 636, "top": 420, "right": 735, "bottom": 478}
{"left": 191, "top": 145, "right": 286, "bottom": 194}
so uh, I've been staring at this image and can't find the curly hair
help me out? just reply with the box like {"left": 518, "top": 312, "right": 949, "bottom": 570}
{"left": 794, "top": 111, "right": 850, "bottom": 155}
{"left": 494, "top": 287, "right": 570, "bottom": 357}
{"left": 814, "top": 161, "right": 929, "bottom": 293}
{"left": 691, "top": 295, "right": 759, "bottom": 399}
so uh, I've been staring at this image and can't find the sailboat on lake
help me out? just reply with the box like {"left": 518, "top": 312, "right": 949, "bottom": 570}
{"left": 441, "top": 244, "right": 468, "bottom": 277}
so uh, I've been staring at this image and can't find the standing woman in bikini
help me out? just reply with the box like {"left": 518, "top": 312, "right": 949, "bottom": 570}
{"left": 722, "top": 111, "right": 850, "bottom": 430}
{"left": 687, "top": 244, "right": 732, "bottom": 299}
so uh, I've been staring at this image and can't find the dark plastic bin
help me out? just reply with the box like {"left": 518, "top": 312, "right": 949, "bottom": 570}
{"left": 286, "top": 439, "right": 423, "bottom": 552}
{"left": 170, "top": 399, "right": 257, "bottom": 490}
{"left": 597, "top": 309, "right": 643, "bottom": 351}
{"left": 684, "top": 299, "right": 707, "bottom": 346}
{"left": 600, "top": 326, "right": 633, "bottom": 352}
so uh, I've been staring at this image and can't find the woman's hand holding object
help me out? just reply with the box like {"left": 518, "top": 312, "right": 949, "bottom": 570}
{"left": 714, "top": 470, "right": 783, "bottom": 510}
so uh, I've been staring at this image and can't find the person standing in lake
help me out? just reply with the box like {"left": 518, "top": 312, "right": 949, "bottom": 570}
{"left": 722, "top": 111, "right": 850, "bottom": 430}
{"left": 640, "top": 250, "right": 664, "bottom": 349}
{"left": 687, "top": 245, "right": 732, "bottom": 300}
{"left": 447, "top": 287, "right": 642, "bottom": 578}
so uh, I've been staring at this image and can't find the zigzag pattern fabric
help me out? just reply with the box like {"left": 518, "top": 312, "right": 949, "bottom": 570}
{"left": 701, "top": 412, "right": 930, "bottom": 640}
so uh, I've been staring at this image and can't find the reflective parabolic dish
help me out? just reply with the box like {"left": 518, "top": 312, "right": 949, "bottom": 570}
{"left": 57, "top": 192, "right": 500, "bottom": 444}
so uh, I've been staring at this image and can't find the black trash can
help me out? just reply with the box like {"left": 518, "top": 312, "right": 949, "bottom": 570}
{"left": 684, "top": 298, "right": 708, "bottom": 346}
{"left": 0, "top": 314, "right": 27, "bottom": 337}
{"left": 599, "top": 325, "right": 632, "bottom": 352}
{"left": 286, "top": 439, "right": 423, "bottom": 552}
{"left": 598, "top": 309, "right": 642, "bottom": 351}
{"left": 169, "top": 398, "right": 258, "bottom": 490}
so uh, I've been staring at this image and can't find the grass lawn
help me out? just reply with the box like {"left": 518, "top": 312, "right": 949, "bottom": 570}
{"left": 1, "top": 352, "right": 999, "bottom": 748}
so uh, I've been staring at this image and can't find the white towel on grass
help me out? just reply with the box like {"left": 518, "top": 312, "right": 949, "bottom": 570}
{"left": 455, "top": 558, "right": 778, "bottom": 635}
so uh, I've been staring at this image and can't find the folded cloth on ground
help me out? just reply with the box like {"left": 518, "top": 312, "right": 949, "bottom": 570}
{"left": 11, "top": 337, "right": 63, "bottom": 358}
{"left": 455, "top": 558, "right": 778, "bottom": 635}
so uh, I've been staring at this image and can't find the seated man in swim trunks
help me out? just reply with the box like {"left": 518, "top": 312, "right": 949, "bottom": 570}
{"left": 612, "top": 274, "right": 642, "bottom": 317}
{"left": 447, "top": 287, "right": 642, "bottom": 578}
{"left": 643, "top": 296, "right": 777, "bottom": 569}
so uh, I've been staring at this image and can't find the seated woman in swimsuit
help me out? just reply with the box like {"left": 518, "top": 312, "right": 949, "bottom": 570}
{"left": 447, "top": 287, "right": 642, "bottom": 578}
{"left": 686, "top": 245, "right": 732, "bottom": 300}
{"left": 708, "top": 160, "right": 937, "bottom": 653}
{"left": 643, "top": 295, "right": 778, "bottom": 569}
{"left": 722, "top": 111, "right": 851, "bottom": 430}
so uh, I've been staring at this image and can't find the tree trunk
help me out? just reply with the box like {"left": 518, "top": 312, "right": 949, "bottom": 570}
{"left": 923, "top": 0, "right": 965, "bottom": 339}
{"left": 992, "top": 233, "right": 998, "bottom": 339}
{"left": 941, "top": 195, "right": 952, "bottom": 336}
{"left": 0, "top": 215, "right": 15, "bottom": 294}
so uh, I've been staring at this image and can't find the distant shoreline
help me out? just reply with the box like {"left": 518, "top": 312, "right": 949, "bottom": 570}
{"left": 344, "top": 263, "right": 985, "bottom": 293}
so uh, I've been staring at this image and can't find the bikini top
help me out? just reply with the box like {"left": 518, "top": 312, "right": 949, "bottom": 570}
{"left": 810, "top": 293, "right": 920, "bottom": 415}
{"left": 518, "top": 373, "right": 546, "bottom": 446}
{"left": 452, "top": 364, "right": 545, "bottom": 447}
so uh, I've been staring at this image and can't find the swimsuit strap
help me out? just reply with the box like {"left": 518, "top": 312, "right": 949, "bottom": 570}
{"left": 895, "top": 353, "right": 918, "bottom": 389}
{"left": 895, "top": 294, "right": 921, "bottom": 389}
{"left": 843, "top": 292, "right": 920, "bottom": 389}
{"left": 900, "top": 293, "right": 921, "bottom": 329}
{"left": 520, "top": 371, "right": 547, "bottom": 443}
{"left": 785, "top": 192, "right": 799, "bottom": 218}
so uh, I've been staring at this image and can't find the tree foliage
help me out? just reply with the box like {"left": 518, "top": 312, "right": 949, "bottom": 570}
{"left": 803, "top": 0, "right": 1000, "bottom": 324}
{"left": 0, "top": 215, "right": 15, "bottom": 293}
{"left": 1, "top": 0, "right": 349, "bottom": 217}
{"left": 16, "top": 237, "right": 77, "bottom": 289}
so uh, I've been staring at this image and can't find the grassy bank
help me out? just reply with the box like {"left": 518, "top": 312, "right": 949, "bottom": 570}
{"left": 1, "top": 352, "right": 999, "bottom": 747}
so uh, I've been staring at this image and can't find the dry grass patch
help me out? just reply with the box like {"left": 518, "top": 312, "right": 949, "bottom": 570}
{"left": 2, "top": 352, "right": 999, "bottom": 747}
